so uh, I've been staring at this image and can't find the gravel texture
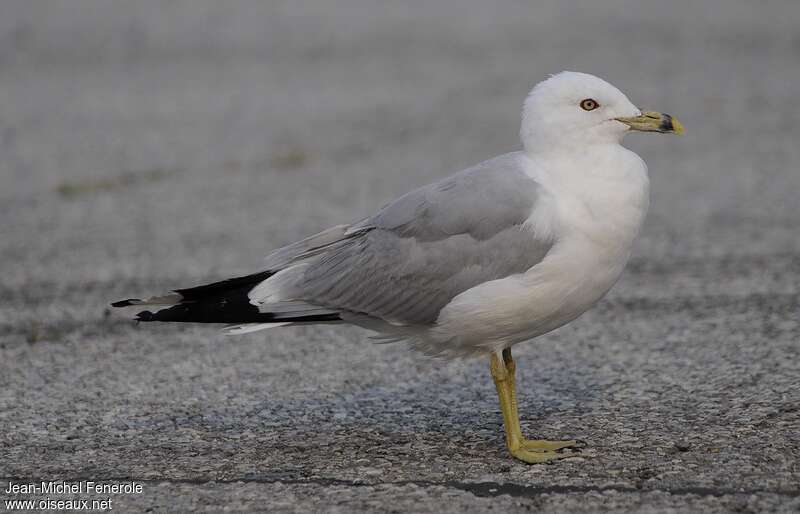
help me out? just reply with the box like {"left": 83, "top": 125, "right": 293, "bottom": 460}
{"left": 1, "top": 1, "right": 799, "bottom": 512}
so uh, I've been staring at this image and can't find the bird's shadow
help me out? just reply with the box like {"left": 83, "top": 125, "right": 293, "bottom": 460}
{"left": 233, "top": 346, "right": 603, "bottom": 458}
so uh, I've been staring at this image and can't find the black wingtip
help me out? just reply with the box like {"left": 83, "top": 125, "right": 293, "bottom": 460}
{"left": 111, "top": 299, "right": 140, "bottom": 308}
{"left": 113, "top": 269, "right": 342, "bottom": 325}
{"left": 134, "top": 310, "right": 156, "bottom": 322}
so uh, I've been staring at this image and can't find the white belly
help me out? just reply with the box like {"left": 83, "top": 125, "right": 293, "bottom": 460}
{"left": 428, "top": 233, "right": 635, "bottom": 355}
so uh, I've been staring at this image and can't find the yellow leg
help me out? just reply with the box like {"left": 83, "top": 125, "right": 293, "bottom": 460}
{"left": 490, "top": 348, "right": 583, "bottom": 464}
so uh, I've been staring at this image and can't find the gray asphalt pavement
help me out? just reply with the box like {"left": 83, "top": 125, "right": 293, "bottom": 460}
{"left": 1, "top": 1, "right": 799, "bottom": 512}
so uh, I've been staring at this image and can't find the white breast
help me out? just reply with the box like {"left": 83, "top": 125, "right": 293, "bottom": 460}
{"left": 429, "top": 145, "right": 649, "bottom": 355}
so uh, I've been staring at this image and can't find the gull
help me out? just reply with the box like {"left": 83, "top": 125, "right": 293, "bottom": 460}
{"left": 113, "top": 71, "right": 683, "bottom": 464}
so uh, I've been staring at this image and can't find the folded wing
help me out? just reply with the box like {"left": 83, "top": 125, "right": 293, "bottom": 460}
{"left": 250, "top": 152, "right": 553, "bottom": 326}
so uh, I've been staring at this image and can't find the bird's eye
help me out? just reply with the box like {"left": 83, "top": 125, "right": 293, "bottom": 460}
{"left": 580, "top": 98, "right": 599, "bottom": 111}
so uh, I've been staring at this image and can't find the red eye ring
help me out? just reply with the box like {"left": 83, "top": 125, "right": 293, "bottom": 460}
{"left": 580, "top": 98, "right": 599, "bottom": 111}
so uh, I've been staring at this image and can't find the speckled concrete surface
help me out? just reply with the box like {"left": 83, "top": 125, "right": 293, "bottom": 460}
{"left": 1, "top": 1, "right": 799, "bottom": 512}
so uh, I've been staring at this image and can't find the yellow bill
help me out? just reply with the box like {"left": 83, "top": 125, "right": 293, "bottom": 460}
{"left": 616, "top": 111, "right": 684, "bottom": 135}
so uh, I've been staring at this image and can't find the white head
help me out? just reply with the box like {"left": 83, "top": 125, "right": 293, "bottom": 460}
{"left": 520, "top": 71, "right": 682, "bottom": 153}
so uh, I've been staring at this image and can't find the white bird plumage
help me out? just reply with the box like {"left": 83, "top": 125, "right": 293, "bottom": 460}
{"left": 113, "top": 71, "right": 683, "bottom": 464}
{"left": 244, "top": 72, "right": 650, "bottom": 356}
{"left": 429, "top": 72, "right": 651, "bottom": 355}
{"left": 118, "top": 72, "right": 658, "bottom": 357}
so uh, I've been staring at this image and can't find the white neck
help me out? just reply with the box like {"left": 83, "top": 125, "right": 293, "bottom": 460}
{"left": 522, "top": 142, "right": 650, "bottom": 252}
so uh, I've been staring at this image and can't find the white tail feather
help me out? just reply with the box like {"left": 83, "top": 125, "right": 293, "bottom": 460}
{"left": 223, "top": 323, "right": 290, "bottom": 335}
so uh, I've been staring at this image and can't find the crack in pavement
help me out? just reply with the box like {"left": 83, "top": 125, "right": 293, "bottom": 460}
{"left": 2, "top": 477, "right": 798, "bottom": 499}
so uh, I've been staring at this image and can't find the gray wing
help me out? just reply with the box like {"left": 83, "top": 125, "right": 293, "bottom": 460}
{"left": 263, "top": 224, "right": 351, "bottom": 270}
{"left": 257, "top": 152, "right": 553, "bottom": 325}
